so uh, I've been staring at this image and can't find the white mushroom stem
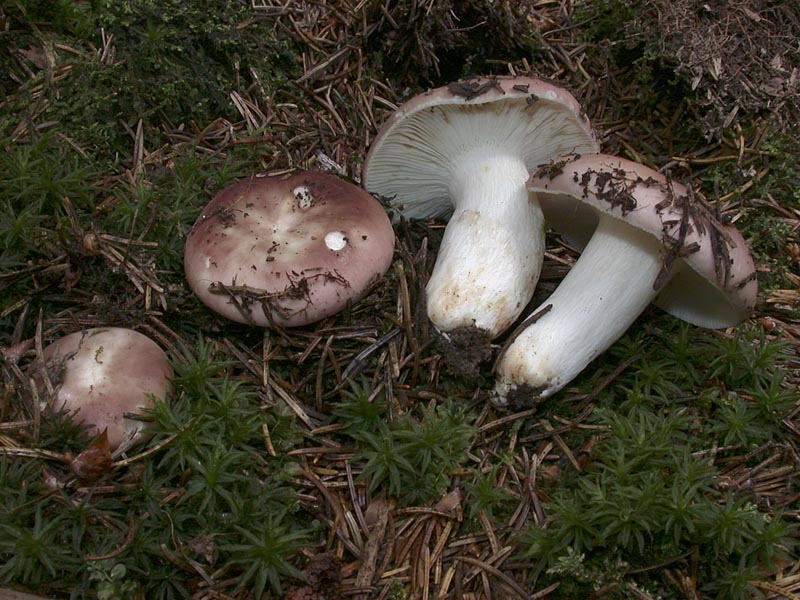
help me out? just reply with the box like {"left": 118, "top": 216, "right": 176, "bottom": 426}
{"left": 426, "top": 152, "right": 545, "bottom": 336}
{"left": 495, "top": 215, "right": 679, "bottom": 401}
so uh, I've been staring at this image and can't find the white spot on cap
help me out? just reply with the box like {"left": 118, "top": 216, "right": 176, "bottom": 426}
{"left": 325, "top": 231, "right": 348, "bottom": 251}
{"left": 293, "top": 186, "right": 314, "bottom": 209}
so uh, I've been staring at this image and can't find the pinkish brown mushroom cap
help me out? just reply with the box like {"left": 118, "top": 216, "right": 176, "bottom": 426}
{"left": 530, "top": 153, "right": 758, "bottom": 327}
{"left": 39, "top": 327, "right": 173, "bottom": 451}
{"left": 184, "top": 171, "right": 395, "bottom": 327}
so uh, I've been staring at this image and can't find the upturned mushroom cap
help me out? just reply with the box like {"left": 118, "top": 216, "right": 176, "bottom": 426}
{"left": 362, "top": 75, "right": 599, "bottom": 219}
{"left": 529, "top": 153, "right": 758, "bottom": 327}
{"left": 38, "top": 327, "right": 173, "bottom": 451}
{"left": 184, "top": 171, "right": 395, "bottom": 327}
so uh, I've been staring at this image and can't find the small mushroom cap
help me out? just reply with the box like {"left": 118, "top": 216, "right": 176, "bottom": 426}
{"left": 184, "top": 171, "right": 395, "bottom": 327}
{"left": 39, "top": 327, "right": 173, "bottom": 451}
{"left": 362, "top": 75, "right": 599, "bottom": 219}
{"left": 528, "top": 153, "right": 758, "bottom": 328}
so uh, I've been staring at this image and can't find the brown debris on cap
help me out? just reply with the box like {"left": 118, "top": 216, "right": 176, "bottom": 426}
{"left": 530, "top": 153, "right": 759, "bottom": 328}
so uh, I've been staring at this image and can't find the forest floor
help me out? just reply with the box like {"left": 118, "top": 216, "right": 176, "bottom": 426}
{"left": 1, "top": 1, "right": 799, "bottom": 599}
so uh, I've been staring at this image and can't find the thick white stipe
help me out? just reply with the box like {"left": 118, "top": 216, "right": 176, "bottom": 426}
{"left": 495, "top": 216, "right": 673, "bottom": 401}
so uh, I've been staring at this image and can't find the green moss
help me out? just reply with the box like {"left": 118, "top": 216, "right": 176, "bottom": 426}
{"left": 701, "top": 132, "right": 800, "bottom": 303}
{"left": 574, "top": 0, "right": 640, "bottom": 43}
{"left": 92, "top": 0, "right": 297, "bottom": 123}
{"left": 13, "top": 0, "right": 95, "bottom": 38}
{"left": 521, "top": 402, "right": 796, "bottom": 597}
{"left": 519, "top": 319, "right": 797, "bottom": 598}
{"left": 4, "top": 0, "right": 299, "bottom": 161}
{"left": 344, "top": 398, "right": 476, "bottom": 506}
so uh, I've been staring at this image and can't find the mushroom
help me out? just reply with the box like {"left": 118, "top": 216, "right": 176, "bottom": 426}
{"left": 494, "top": 153, "right": 758, "bottom": 403}
{"left": 37, "top": 327, "right": 173, "bottom": 451}
{"left": 184, "top": 171, "right": 395, "bottom": 327}
{"left": 362, "top": 76, "right": 598, "bottom": 346}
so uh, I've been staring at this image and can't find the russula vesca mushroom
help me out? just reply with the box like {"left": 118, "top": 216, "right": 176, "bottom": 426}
{"left": 37, "top": 327, "right": 173, "bottom": 451}
{"left": 362, "top": 76, "right": 599, "bottom": 343}
{"left": 494, "top": 153, "right": 758, "bottom": 404}
{"left": 184, "top": 171, "right": 395, "bottom": 327}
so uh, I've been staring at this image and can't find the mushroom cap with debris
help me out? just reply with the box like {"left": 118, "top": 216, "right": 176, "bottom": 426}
{"left": 531, "top": 153, "right": 758, "bottom": 327}
{"left": 184, "top": 171, "right": 395, "bottom": 327}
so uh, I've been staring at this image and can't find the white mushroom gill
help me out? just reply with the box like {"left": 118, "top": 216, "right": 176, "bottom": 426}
{"left": 494, "top": 216, "right": 674, "bottom": 402}
{"left": 365, "top": 101, "right": 596, "bottom": 220}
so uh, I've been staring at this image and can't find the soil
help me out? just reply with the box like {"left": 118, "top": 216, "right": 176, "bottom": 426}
{"left": 433, "top": 325, "right": 494, "bottom": 379}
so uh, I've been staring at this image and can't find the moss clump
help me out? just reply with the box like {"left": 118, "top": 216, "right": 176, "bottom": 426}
{"left": 4, "top": 0, "right": 299, "bottom": 158}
